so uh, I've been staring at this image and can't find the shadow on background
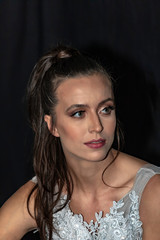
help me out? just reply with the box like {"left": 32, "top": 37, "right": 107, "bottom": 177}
{"left": 7, "top": 43, "right": 160, "bottom": 240}
{"left": 22, "top": 231, "right": 40, "bottom": 240}
{"left": 1, "top": 1, "right": 160, "bottom": 239}
{"left": 83, "top": 44, "right": 160, "bottom": 165}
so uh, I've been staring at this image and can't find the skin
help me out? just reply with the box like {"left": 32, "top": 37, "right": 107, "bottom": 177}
{"left": 0, "top": 181, "right": 37, "bottom": 239}
{"left": 0, "top": 73, "right": 160, "bottom": 239}
{"left": 49, "top": 74, "right": 116, "bottom": 166}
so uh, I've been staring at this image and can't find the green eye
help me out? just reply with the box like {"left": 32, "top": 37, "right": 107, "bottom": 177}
{"left": 71, "top": 111, "right": 85, "bottom": 118}
{"left": 101, "top": 106, "right": 115, "bottom": 114}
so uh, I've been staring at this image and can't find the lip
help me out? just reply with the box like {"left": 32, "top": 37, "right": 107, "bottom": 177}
{"left": 84, "top": 138, "right": 106, "bottom": 149}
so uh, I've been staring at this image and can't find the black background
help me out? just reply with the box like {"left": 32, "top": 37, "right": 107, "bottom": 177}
{"left": 0, "top": 1, "right": 160, "bottom": 239}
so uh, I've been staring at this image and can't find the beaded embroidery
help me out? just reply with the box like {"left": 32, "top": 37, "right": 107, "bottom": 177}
{"left": 51, "top": 190, "right": 143, "bottom": 240}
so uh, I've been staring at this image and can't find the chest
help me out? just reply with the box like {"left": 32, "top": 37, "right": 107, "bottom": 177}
{"left": 69, "top": 198, "right": 114, "bottom": 224}
{"left": 69, "top": 187, "right": 131, "bottom": 224}
{"left": 51, "top": 191, "right": 143, "bottom": 240}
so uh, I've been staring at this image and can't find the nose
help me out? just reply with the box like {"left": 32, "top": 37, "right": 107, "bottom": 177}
{"left": 88, "top": 113, "right": 103, "bottom": 133}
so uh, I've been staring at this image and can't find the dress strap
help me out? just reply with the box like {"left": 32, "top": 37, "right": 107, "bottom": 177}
{"left": 132, "top": 163, "right": 160, "bottom": 202}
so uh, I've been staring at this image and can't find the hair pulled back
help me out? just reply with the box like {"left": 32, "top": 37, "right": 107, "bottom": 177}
{"left": 27, "top": 45, "right": 120, "bottom": 239}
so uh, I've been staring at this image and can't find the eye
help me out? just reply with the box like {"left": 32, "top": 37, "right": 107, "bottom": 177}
{"left": 101, "top": 106, "right": 115, "bottom": 115}
{"left": 71, "top": 110, "right": 85, "bottom": 118}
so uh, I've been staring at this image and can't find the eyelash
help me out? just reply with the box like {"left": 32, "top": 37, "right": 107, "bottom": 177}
{"left": 101, "top": 106, "right": 115, "bottom": 115}
{"left": 70, "top": 106, "right": 115, "bottom": 118}
{"left": 71, "top": 111, "right": 85, "bottom": 118}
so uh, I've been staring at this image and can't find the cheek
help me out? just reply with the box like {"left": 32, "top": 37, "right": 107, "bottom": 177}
{"left": 103, "top": 117, "right": 116, "bottom": 133}
{"left": 57, "top": 122, "right": 82, "bottom": 141}
{"left": 112, "top": 119, "right": 117, "bottom": 132}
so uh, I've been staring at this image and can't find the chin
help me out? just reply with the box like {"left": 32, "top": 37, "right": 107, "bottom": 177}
{"left": 86, "top": 151, "right": 110, "bottom": 162}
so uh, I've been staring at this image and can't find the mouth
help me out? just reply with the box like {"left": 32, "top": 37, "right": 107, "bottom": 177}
{"left": 84, "top": 138, "right": 106, "bottom": 149}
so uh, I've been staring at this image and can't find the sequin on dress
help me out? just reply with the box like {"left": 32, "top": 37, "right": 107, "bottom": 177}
{"left": 32, "top": 164, "right": 160, "bottom": 239}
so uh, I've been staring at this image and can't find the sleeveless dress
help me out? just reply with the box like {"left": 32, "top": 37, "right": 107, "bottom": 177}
{"left": 32, "top": 163, "right": 160, "bottom": 240}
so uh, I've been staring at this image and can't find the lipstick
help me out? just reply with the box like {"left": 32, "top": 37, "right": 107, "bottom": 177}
{"left": 84, "top": 138, "right": 106, "bottom": 149}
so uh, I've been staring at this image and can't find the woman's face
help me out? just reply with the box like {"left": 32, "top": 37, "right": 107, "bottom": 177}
{"left": 48, "top": 73, "right": 116, "bottom": 164}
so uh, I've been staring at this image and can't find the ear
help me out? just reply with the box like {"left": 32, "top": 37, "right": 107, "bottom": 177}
{"left": 44, "top": 115, "right": 60, "bottom": 137}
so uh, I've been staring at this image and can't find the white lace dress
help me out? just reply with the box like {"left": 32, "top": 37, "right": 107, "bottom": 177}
{"left": 32, "top": 164, "right": 160, "bottom": 240}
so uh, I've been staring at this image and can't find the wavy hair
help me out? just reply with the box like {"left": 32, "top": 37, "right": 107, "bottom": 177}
{"left": 26, "top": 45, "right": 123, "bottom": 240}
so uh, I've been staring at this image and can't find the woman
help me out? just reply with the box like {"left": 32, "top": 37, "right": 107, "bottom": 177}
{"left": 0, "top": 45, "right": 160, "bottom": 240}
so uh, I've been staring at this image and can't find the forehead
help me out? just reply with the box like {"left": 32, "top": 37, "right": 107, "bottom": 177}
{"left": 56, "top": 74, "right": 113, "bottom": 105}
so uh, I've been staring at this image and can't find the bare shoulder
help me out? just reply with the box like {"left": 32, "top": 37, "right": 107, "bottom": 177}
{"left": 114, "top": 150, "right": 147, "bottom": 179}
{"left": 140, "top": 173, "right": 160, "bottom": 239}
{"left": 0, "top": 180, "right": 37, "bottom": 240}
{"left": 118, "top": 151, "right": 147, "bottom": 168}
{"left": 113, "top": 150, "right": 160, "bottom": 238}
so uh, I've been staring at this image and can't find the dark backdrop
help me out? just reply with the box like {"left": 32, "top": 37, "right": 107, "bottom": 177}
{"left": 0, "top": 1, "right": 160, "bottom": 239}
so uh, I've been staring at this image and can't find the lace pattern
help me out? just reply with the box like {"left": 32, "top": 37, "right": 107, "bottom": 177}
{"left": 32, "top": 164, "right": 160, "bottom": 239}
{"left": 51, "top": 190, "right": 143, "bottom": 240}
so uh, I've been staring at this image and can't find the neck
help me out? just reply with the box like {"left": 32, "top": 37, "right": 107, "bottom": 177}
{"left": 66, "top": 149, "right": 117, "bottom": 195}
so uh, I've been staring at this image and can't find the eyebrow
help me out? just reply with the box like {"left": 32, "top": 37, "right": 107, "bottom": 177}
{"left": 65, "top": 98, "right": 114, "bottom": 112}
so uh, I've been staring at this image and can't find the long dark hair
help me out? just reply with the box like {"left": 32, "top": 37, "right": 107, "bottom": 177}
{"left": 27, "top": 45, "right": 123, "bottom": 239}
